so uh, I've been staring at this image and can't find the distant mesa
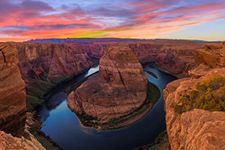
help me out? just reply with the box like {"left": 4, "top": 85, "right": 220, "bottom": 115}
{"left": 68, "top": 44, "right": 148, "bottom": 127}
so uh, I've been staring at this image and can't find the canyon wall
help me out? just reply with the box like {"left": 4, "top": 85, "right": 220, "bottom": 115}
{"left": 17, "top": 43, "right": 93, "bottom": 81}
{"left": 164, "top": 43, "right": 225, "bottom": 150}
{"left": 15, "top": 40, "right": 204, "bottom": 110}
{"left": 0, "top": 40, "right": 223, "bottom": 149}
{"left": 0, "top": 131, "right": 45, "bottom": 150}
{"left": 0, "top": 43, "right": 26, "bottom": 133}
{"left": 15, "top": 43, "right": 95, "bottom": 110}
{"left": 81, "top": 40, "right": 205, "bottom": 75}
{"left": 68, "top": 44, "right": 147, "bottom": 124}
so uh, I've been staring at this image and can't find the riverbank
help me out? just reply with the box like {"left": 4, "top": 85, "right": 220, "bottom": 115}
{"left": 69, "top": 83, "right": 160, "bottom": 130}
{"left": 36, "top": 64, "right": 176, "bottom": 150}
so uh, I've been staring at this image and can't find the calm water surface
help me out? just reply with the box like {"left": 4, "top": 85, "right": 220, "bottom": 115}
{"left": 37, "top": 65, "right": 176, "bottom": 150}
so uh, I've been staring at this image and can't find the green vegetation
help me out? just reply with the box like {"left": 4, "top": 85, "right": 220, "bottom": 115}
{"left": 102, "top": 83, "right": 160, "bottom": 129}
{"left": 147, "top": 83, "right": 161, "bottom": 104}
{"left": 26, "top": 79, "right": 55, "bottom": 111}
{"left": 51, "top": 76, "right": 68, "bottom": 84}
{"left": 79, "top": 83, "right": 161, "bottom": 129}
{"left": 76, "top": 113, "right": 99, "bottom": 126}
{"left": 27, "top": 79, "right": 55, "bottom": 98}
{"left": 27, "top": 95, "right": 44, "bottom": 111}
{"left": 29, "top": 128, "right": 60, "bottom": 150}
{"left": 175, "top": 76, "right": 225, "bottom": 113}
{"left": 26, "top": 75, "right": 68, "bottom": 111}
{"left": 34, "top": 133, "right": 60, "bottom": 150}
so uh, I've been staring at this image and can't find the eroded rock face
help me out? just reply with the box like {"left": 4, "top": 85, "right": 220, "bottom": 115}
{"left": 164, "top": 68, "right": 225, "bottom": 150}
{"left": 197, "top": 43, "right": 225, "bottom": 68}
{"left": 17, "top": 43, "right": 93, "bottom": 81}
{"left": 0, "top": 131, "right": 45, "bottom": 150}
{"left": 0, "top": 43, "right": 26, "bottom": 133}
{"left": 68, "top": 45, "right": 147, "bottom": 123}
{"left": 82, "top": 40, "right": 206, "bottom": 75}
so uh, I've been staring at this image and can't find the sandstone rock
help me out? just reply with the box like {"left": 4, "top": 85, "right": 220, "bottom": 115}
{"left": 164, "top": 68, "right": 225, "bottom": 150}
{"left": 197, "top": 43, "right": 225, "bottom": 68}
{"left": 0, "top": 43, "right": 26, "bottom": 133}
{"left": 1, "top": 40, "right": 223, "bottom": 149}
{"left": 61, "top": 40, "right": 206, "bottom": 75}
{"left": 188, "top": 64, "right": 211, "bottom": 77}
{"left": 17, "top": 43, "right": 93, "bottom": 81}
{"left": 0, "top": 131, "right": 45, "bottom": 150}
{"left": 83, "top": 40, "right": 204, "bottom": 75}
{"left": 68, "top": 45, "right": 147, "bottom": 123}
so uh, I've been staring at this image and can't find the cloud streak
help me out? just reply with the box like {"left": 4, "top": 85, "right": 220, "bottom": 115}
{"left": 0, "top": 0, "right": 225, "bottom": 41}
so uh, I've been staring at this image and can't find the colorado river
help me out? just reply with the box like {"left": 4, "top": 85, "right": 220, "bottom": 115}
{"left": 37, "top": 64, "right": 176, "bottom": 150}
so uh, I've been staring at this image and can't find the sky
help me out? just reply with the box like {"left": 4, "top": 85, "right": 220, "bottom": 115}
{"left": 0, "top": 0, "right": 225, "bottom": 41}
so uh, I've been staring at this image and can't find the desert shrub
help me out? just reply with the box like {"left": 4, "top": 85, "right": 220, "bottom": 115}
{"left": 26, "top": 79, "right": 56, "bottom": 111}
{"left": 27, "top": 95, "right": 44, "bottom": 111}
{"left": 175, "top": 76, "right": 225, "bottom": 113}
{"left": 27, "top": 79, "right": 55, "bottom": 98}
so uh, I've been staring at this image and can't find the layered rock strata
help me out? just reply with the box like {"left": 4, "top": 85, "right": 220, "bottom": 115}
{"left": 0, "top": 43, "right": 26, "bottom": 133}
{"left": 164, "top": 68, "right": 225, "bottom": 150}
{"left": 163, "top": 43, "right": 225, "bottom": 150}
{"left": 17, "top": 43, "right": 93, "bottom": 81}
{"left": 0, "top": 131, "right": 45, "bottom": 150}
{"left": 68, "top": 45, "right": 147, "bottom": 123}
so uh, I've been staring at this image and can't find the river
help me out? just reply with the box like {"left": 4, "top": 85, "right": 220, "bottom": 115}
{"left": 37, "top": 64, "right": 176, "bottom": 150}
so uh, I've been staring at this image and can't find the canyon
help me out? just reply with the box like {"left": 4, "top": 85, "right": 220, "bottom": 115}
{"left": 0, "top": 39, "right": 224, "bottom": 150}
{"left": 68, "top": 44, "right": 147, "bottom": 126}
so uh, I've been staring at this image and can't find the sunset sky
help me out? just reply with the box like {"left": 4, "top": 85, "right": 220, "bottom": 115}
{"left": 0, "top": 0, "right": 225, "bottom": 42}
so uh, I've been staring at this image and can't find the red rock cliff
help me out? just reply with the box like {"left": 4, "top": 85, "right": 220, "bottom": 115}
{"left": 17, "top": 43, "right": 93, "bottom": 81}
{"left": 0, "top": 43, "right": 26, "bottom": 133}
{"left": 164, "top": 43, "right": 225, "bottom": 150}
{"left": 68, "top": 45, "right": 147, "bottom": 124}
{"left": 164, "top": 68, "right": 225, "bottom": 150}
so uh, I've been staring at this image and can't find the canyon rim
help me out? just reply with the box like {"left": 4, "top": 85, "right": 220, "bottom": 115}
{"left": 0, "top": 0, "right": 225, "bottom": 150}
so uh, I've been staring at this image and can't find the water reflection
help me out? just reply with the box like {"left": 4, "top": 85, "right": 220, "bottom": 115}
{"left": 37, "top": 64, "right": 176, "bottom": 150}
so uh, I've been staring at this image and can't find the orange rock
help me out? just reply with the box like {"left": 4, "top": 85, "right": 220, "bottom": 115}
{"left": 0, "top": 131, "right": 45, "bottom": 150}
{"left": 0, "top": 43, "right": 26, "bottom": 133}
{"left": 164, "top": 68, "right": 225, "bottom": 150}
{"left": 16, "top": 43, "right": 93, "bottom": 81}
{"left": 68, "top": 44, "right": 147, "bottom": 123}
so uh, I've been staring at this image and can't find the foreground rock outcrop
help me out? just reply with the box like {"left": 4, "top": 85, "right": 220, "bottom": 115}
{"left": 0, "top": 131, "right": 45, "bottom": 150}
{"left": 164, "top": 68, "right": 225, "bottom": 150}
{"left": 0, "top": 43, "right": 26, "bottom": 133}
{"left": 163, "top": 43, "right": 225, "bottom": 150}
{"left": 0, "top": 43, "right": 45, "bottom": 150}
{"left": 68, "top": 45, "right": 147, "bottom": 124}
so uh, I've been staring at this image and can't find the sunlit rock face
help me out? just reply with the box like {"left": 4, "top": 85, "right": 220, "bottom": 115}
{"left": 163, "top": 43, "right": 225, "bottom": 150}
{"left": 68, "top": 45, "right": 147, "bottom": 123}
{"left": 196, "top": 43, "right": 225, "bottom": 68}
{"left": 0, "top": 131, "right": 45, "bottom": 150}
{"left": 0, "top": 43, "right": 26, "bottom": 133}
{"left": 164, "top": 68, "right": 225, "bottom": 150}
